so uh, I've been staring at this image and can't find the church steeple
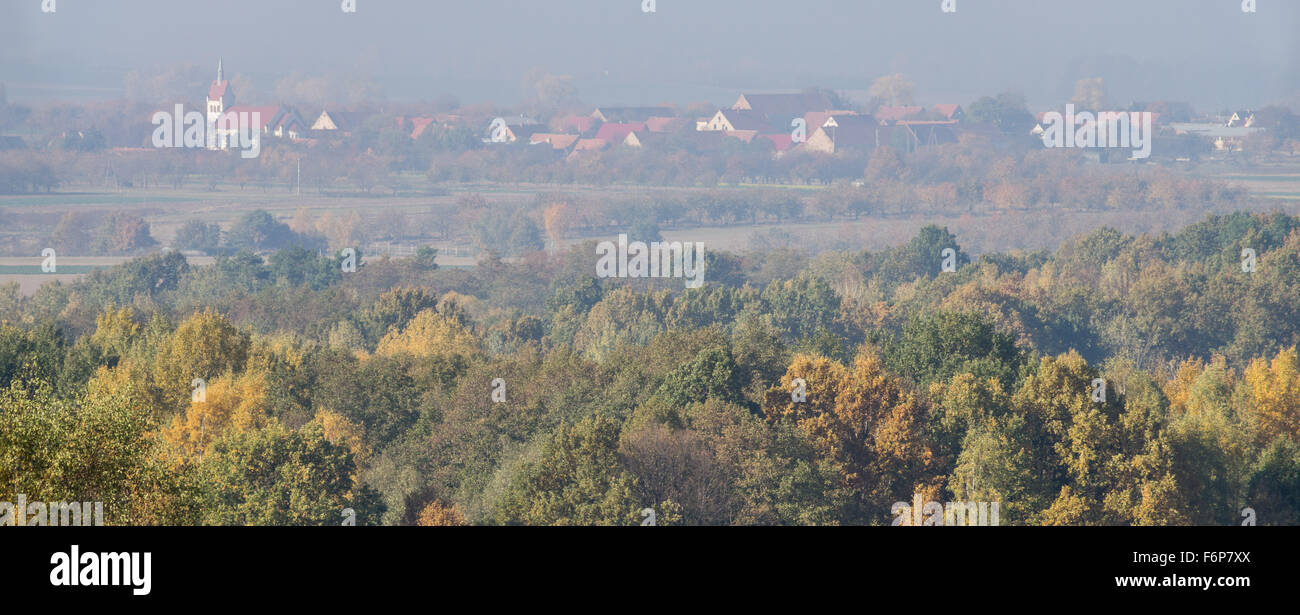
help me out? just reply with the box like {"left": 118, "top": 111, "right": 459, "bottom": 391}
{"left": 217, "top": 58, "right": 224, "bottom": 84}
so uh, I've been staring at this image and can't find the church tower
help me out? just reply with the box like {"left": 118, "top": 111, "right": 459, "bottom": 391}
{"left": 206, "top": 59, "right": 235, "bottom": 148}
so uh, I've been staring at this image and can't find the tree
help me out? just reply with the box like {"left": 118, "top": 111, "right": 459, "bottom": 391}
{"left": 620, "top": 423, "right": 729, "bottom": 525}
{"left": 91, "top": 212, "right": 158, "bottom": 255}
{"left": 0, "top": 376, "right": 199, "bottom": 524}
{"left": 967, "top": 92, "right": 1035, "bottom": 134}
{"left": 495, "top": 415, "right": 641, "bottom": 525}
{"left": 359, "top": 287, "right": 439, "bottom": 343}
{"left": 226, "top": 209, "right": 298, "bottom": 251}
{"left": 1072, "top": 77, "right": 1107, "bottom": 111}
{"left": 1241, "top": 346, "right": 1300, "bottom": 445}
{"left": 416, "top": 501, "right": 467, "bottom": 526}
{"left": 161, "top": 370, "right": 272, "bottom": 462}
{"left": 50, "top": 212, "right": 92, "bottom": 255}
{"left": 521, "top": 68, "right": 578, "bottom": 109}
{"left": 763, "top": 351, "right": 939, "bottom": 523}
{"left": 374, "top": 308, "right": 480, "bottom": 362}
{"left": 869, "top": 74, "right": 917, "bottom": 107}
{"left": 152, "top": 310, "right": 251, "bottom": 412}
{"left": 469, "top": 211, "right": 543, "bottom": 257}
{"left": 173, "top": 219, "right": 223, "bottom": 254}
{"left": 879, "top": 311, "right": 1025, "bottom": 390}
{"left": 199, "top": 423, "right": 384, "bottom": 526}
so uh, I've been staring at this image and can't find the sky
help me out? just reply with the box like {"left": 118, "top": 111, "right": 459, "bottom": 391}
{"left": 1, "top": 0, "right": 1297, "bottom": 112}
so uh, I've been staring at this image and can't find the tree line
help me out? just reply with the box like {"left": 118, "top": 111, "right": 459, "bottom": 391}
{"left": 1, "top": 211, "right": 1299, "bottom": 524}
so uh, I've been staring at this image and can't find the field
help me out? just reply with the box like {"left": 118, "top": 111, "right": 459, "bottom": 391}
{"left": 5, "top": 163, "right": 1300, "bottom": 296}
{"left": 0, "top": 256, "right": 214, "bottom": 296}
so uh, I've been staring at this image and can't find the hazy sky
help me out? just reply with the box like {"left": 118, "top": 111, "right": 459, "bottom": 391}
{"left": 1, "top": 0, "right": 1296, "bottom": 111}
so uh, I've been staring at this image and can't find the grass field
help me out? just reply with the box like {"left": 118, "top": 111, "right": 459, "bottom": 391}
{"left": 3, "top": 162, "right": 1300, "bottom": 297}
{"left": 0, "top": 256, "right": 217, "bottom": 297}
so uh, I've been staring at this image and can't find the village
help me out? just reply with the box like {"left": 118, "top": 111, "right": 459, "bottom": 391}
{"left": 178, "top": 60, "right": 1277, "bottom": 164}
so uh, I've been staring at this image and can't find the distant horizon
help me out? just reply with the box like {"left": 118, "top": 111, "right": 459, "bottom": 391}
{"left": 0, "top": 66, "right": 1286, "bottom": 119}
{"left": 2, "top": 0, "right": 1296, "bottom": 111}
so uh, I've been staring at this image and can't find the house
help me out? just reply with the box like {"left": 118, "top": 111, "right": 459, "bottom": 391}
{"left": 205, "top": 59, "right": 236, "bottom": 135}
{"left": 724, "top": 130, "right": 760, "bottom": 144}
{"left": 1169, "top": 122, "right": 1263, "bottom": 151}
{"left": 591, "top": 106, "right": 674, "bottom": 123}
{"left": 553, "top": 114, "right": 597, "bottom": 134}
{"left": 726, "top": 130, "right": 794, "bottom": 151}
{"left": 803, "top": 115, "right": 882, "bottom": 154}
{"left": 931, "top": 104, "right": 965, "bottom": 121}
{"left": 622, "top": 132, "right": 645, "bottom": 148}
{"left": 645, "top": 116, "right": 688, "bottom": 133}
{"left": 211, "top": 105, "right": 307, "bottom": 148}
{"left": 594, "top": 122, "right": 646, "bottom": 144}
{"left": 701, "top": 109, "right": 779, "bottom": 132}
{"left": 732, "top": 92, "right": 835, "bottom": 120}
{"left": 203, "top": 60, "right": 305, "bottom": 148}
{"left": 529, "top": 133, "right": 581, "bottom": 150}
{"left": 402, "top": 117, "right": 437, "bottom": 139}
{"left": 802, "top": 110, "right": 858, "bottom": 134}
{"left": 399, "top": 115, "right": 463, "bottom": 140}
{"left": 892, "top": 121, "right": 959, "bottom": 150}
{"left": 483, "top": 115, "right": 541, "bottom": 143}
{"left": 1227, "top": 110, "right": 1255, "bottom": 128}
{"left": 758, "top": 134, "right": 795, "bottom": 151}
{"left": 566, "top": 138, "right": 610, "bottom": 161}
{"left": 312, "top": 110, "right": 379, "bottom": 134}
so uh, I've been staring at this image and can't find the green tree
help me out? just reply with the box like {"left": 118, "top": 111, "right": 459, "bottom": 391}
{"left": 495, "top": 415, "right": 640, "bottom": 525}
{"left": 200, "top": 423, "right": 384, "bottom": 526}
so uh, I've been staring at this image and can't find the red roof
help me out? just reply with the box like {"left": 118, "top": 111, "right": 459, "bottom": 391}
{"left": 645, "top": 116, "right": 687, "bottom": 132}
{"left": 897, "top": 120, "right": 958, "bottom": 126}
{"left": 401, "top": 117, "right": 438, "bottom": 139}
{"left": 758, "top": 134, "right": 794, "bottom": 151}
{"left": 724, "top": 130, "right": 759, "bottom": 143}
{"left": 932, "top": 104, "right": 962, "bottom": 120}
{"left": 571, "top": 138, "right": 609, "bottom": 152}
{"left": 208, "top": 80, "right": 231, "bottom": 100}
{"left": 594, "top": 122, "right": 645, "bottom": 143}
{"left": 220, "top": 106, "right": 279, "bottom": 130}
{"left": 529, "top": 133, "right": 581, "bottom": 149}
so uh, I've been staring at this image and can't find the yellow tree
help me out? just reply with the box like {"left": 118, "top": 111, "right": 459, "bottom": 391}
{"left": 153, "top": 310, "right": 250, "bottom": 409}
{"left": 1162, "top": 357, "right": 1206, "bottom": 415}
{"left": 1242, "top": 346, "right": 1300, "bottom": 444}
{"left": 289, "top": 207, "right": 316, "bottom": 236}
{"left": 543, "top": 202, "right": 572, "bottom": 254}
{"left": 416, "top": 501, "right": 467, "bottom": 526}
{"left": 313, "top": 408, "right": 369, "bottom": 481}
{"left": 764, "top": 351, "right": 938, "bottom": 522}
{"left": 90, "top": 305, "right": 140, "bottom": 358}
{"left": 160, "top": 370, "right": 272, "bottom": 463}
{"left": 374, "top": 308, "right": 480, "bottom": 361}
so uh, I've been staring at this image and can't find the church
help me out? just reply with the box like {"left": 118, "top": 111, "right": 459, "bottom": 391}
{"left": 205, "top": 60, "right": 309, "bottom": 150}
